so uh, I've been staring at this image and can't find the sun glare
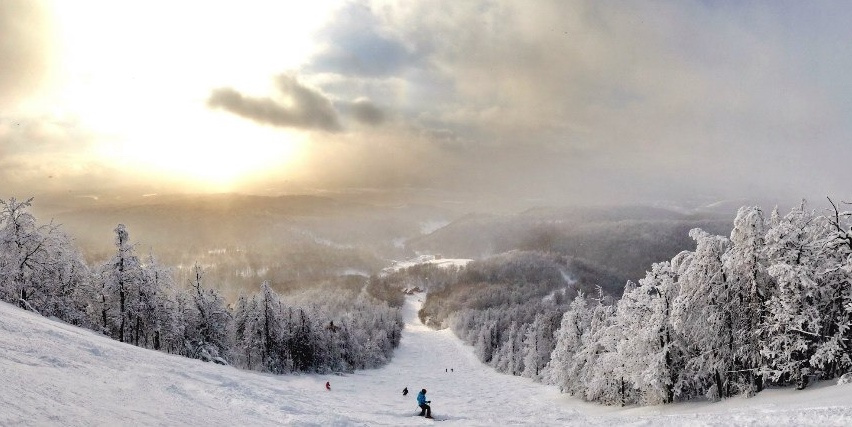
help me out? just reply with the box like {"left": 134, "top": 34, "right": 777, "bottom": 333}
{"left": 98, "top": 113, "right": 307, "bottom": 192}
{"left": 45, "top": 0, "right": 339, "bottom": 192}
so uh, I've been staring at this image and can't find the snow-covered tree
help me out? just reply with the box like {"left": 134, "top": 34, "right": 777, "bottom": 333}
{"left": 577, "top": 293, "right": 625, "bottom": 405}
{"left": 672, "top": 229, "right": 733, "bottom": 400}
{"left": 473, "top": 315, "right": 500, "bottom": 363}
{"left": 761, "top": 202, "right": 852, "bottom": 388}
{"left": 94, "top": 224, "right": 148, "bottom": 343}
{"left": 723, "top": 207, "right": 772, "bottom": 394}
{"left": 142, "top": 253, "right": 184, "bottom": 353}
{"left": 521, "top": 311, "right": 560, "bottom": 381}
{"left": 288, "top": 307, "right": 316, "bottom": 372}
{"left": 182, "top": 263, "right": 232, "bottom": 364}
{"left": 493, "top": 321, "right": 525, "bottom": 375}
{"left": 0, "top": 198, "right": 91, "bottom": 324}
{"left": 613, "top": 259, "right": 684, "bottom": 404}
{"left": 543, "top": 292, "right": 593, "bottom": 393}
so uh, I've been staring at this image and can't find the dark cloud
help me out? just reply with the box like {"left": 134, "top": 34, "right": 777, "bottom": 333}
{"left": 208, "top": 75, "right": 342, "bottom": 132}
{"left": 0, "top": 0, "right": 54, "bottom": 108}
{"left": 344, "top": 99, "right": 385, "bottom": 126}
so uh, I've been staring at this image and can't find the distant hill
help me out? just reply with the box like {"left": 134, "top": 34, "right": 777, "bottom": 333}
{"left": 32, "top": 193, "right": 459, "bottom": 298}
{"left": 407, "top": 205, "right": 734, "bottom": 285}
{"left": 28, "top": 193, "right": 741, "bottom": 298}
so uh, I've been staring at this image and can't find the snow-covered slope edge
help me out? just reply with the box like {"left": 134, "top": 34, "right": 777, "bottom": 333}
{"left": 2, "top": 297, "right": 852, "bottom": 426}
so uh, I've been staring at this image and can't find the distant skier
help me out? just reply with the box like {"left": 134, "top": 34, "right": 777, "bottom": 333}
{"left": 403, "top": 387, "right": 409, "bottom": 396}
{"left": 325, "top": 381, "right": 330, "bottom": 391}
{"left": 416, "top": 389, "right": 432, "bottom": 418}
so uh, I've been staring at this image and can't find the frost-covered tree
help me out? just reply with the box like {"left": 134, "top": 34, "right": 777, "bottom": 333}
{"left": 521, "top": 311, "right": 560, "bottom": 380}
{"left": 613, "top": 258, "right": 684, "bottom": 404}
{"left": 34, "top": 232, "right": 93, "bottom": 327}
{"left": 94, "top": 224, "right": 148, "bottom": 343}
{"left": 815, "top": 200, "right": 852, "bottom": 379}
{"left": 232, "top": 282, "right": 296, "bottom": 373}
{"left": 181, "top": 263, "right": 231, "bottom": 364}
{"left": 473, "top": 316, "right": 500, "bottom": 363}
{"left": 232, "top": 290, "right": 261, "bottom": 368}
{"left": 288, "top": 307, "right": 316, "bottom": 372}
{"left": 760, "top": 203, "right": 821, "bottom": 388}
{"left": 493, "top": 321, "right": 525, "bottom": 375}
{"left": 672, "top": 229, "right": 733, "bottom": 400}
{"left": 723, "top": 207, "right": 772, "bottom": 394}
{"left": 577, "top": 293, "right": 625, "bottom": 405}
{"left": 761, "top": 201, "right": 852, "bottom": 388}
{"left": 0, "top": 198, "right": 91, "bottom": 324}
{"left": 94, "top": 226, "right": 183, "bottom": 350}
{"left": 543, "top": 292, "right": 593, "bottom": 393}
{"left": 142, "top": 253, "right": 184, "bottom": 353}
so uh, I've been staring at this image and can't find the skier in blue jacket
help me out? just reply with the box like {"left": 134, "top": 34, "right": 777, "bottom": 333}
{"left": 416, "top": 389, "right": 432, "bottom": 418}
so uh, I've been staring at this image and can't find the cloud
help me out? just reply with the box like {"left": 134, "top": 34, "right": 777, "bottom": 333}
{"left": 343, "top": 99, "right": 386, "bottom": 126}
{"left": 208, "top": 74, "right": 391, "bottom": 131}
{"left": 0, "top": 115, "right": 122, "bottom": 194}
{"left": 9, "top": 0, "right": 850, "bottom": 206}
{"left": 308, "top": 2, "right": 421, "bottom": 77}
{"left": 0, "top": 0, "right": 54, "bottom": 109}
{"left": 208, "top": 75, "right": 342, "bottom": 132}
{"left": 285, "top": 0, "right": 852, "bottom": 205}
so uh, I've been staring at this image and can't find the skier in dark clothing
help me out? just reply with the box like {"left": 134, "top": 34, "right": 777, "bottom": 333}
{"left": 416, "top": 389, "right": 432, "bottom": 418}
{"left": 403, "top": 387, "right": 409, "bottom": 396}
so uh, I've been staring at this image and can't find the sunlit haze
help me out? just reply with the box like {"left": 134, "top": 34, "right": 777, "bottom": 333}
{"left": 3, "top": 0, "right": 852, "bottom": 207}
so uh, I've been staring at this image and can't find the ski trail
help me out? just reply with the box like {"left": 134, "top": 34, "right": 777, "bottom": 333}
{"left": 324, "top": 295, "right": 596, "bottom": 426}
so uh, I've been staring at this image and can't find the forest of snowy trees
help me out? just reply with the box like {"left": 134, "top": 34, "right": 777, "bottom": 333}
{"left": 5, "top": 194, "right": 852, "bottom": 406}
{"left": 0, "top": 197, "right": 403, "bottom": 374}
{"left": 438, "top": 202, "right": 852, "bottom": 405}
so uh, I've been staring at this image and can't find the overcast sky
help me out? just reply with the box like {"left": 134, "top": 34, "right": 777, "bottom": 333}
{"left": 2, "top": 0, "right": 851, "bottom": 207}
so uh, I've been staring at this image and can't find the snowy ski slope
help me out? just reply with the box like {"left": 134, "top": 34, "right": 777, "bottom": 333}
{"left": 2, "top": 296, "right": 852, "bottom": 426}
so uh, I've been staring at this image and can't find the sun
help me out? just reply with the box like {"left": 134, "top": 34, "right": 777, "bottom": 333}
{"left": 100, "top": 113, "right": 307, "bottom": 192}
{"left": 45, "top": 0, "right": 340, "bottom": 192}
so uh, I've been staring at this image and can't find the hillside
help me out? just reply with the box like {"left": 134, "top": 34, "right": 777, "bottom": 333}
{"left": 2, "top": 297, "right": 851, "bottom": 426}
{"left": 407, "top": 205, "right": 733, "bottom": 286}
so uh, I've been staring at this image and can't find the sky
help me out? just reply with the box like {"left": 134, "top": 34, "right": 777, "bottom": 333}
{"left": 2, "top": 0, "right": 852, "bottom": 207}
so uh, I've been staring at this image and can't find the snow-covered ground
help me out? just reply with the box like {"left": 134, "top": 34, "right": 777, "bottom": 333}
{"left": 383, "top": 255, "right": 472, "bottom": 275}
{"left": 2, "top": 296, "right": 852, "bottom": 426}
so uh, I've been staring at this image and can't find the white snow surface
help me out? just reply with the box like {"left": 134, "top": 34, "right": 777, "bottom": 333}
{"left": 384, "top": 256, "right": 472, "bottom": 274}
{"left": 2, "top": 296, "right": 852, "bottom": 426}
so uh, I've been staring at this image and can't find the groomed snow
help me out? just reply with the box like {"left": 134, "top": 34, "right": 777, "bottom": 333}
{"left": 2, "top": 296, "right": 852, "bottom": 426}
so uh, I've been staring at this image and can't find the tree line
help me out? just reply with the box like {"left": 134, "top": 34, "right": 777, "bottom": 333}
{"left": 442, "top": 202, "right": 852, "bottom": 405}
{"left": 0, "top": 197, "right": 402, "bottom": 374}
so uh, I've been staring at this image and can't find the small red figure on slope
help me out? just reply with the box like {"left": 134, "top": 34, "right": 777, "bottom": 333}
{"left": 325, "top": 381, "right": 331, "bottom": 391}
